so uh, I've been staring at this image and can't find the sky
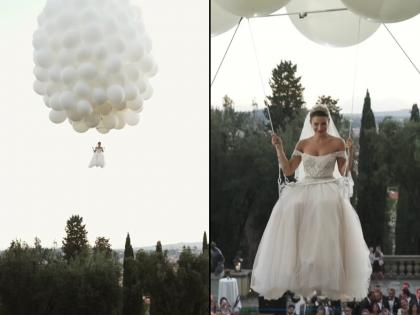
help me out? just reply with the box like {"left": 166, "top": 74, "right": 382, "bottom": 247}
{"left": 0, "top": 0, "right": 208, "bottom": 249}
{"left": 211, "top": 6, "right": 420, "bottom": 114}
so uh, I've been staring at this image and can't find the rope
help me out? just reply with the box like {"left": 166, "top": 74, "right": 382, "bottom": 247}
{"left": 211, "top": 17, "right": 243, "bottom": 87}
{"left": 247, "top": 18, "right": 274, "bottom": 133}
{"left": 383, "top": 23, "right": 420, "bottom": 77}
{"left": 247, "top": 18, "right": 285, "bottom": 196}
{"left": 348, "top": 17, "right": 361, "bottom": 139}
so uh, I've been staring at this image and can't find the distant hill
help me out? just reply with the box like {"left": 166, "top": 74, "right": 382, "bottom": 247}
{"left": 343, "top": 109, "right": 411, "bottom": 128}
{"left": 134, "top": 241, "right": 201, "bottom": 252}
{"left": 246, "top": 108, "right": 411, "bottom": 129}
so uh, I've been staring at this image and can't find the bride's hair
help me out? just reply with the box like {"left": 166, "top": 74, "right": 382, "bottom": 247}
{"left": 310, "top": 104, "right": 329, "bottom": 121}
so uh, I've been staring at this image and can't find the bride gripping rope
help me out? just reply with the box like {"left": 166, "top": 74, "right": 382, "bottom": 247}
{"left": 251, "top": 104, "right": 372, "bottom": 301}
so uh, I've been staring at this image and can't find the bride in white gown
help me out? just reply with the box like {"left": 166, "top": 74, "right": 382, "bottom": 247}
{"left": 251, "top": 104, "right": 371, "bottom": 301}
{"left": 89, "top": 142, "right": 105, "bottom": 168}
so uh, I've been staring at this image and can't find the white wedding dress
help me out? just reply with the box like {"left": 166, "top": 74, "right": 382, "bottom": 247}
{"left": 89, "top": 149, "right": 105, "bottom": 168}
{"left": 251, "top": 149, "right": 372, "bottom": 301}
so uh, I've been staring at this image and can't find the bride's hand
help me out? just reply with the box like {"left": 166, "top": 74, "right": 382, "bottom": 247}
{"left": 271, "top": 133, "right": 283, "bottom": 148}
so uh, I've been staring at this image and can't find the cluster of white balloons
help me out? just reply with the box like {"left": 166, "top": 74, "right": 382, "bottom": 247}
{"left": 212, "top": 0, "right": 420, "bottom": 47}
{"left": 33, "top": 0, "right": 157, "bottom": 133}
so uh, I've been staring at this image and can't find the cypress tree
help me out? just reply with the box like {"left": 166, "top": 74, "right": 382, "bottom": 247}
{"left": 357, "top": 90, "right": 386, "bottom": 248}
{"left": 122, "top": 233, "right": 142, "bottom": 315}
{"left": 410, "top": 103, "right": 419, "bottom": 122}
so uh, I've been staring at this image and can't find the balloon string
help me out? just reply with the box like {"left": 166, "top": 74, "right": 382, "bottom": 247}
{"left": 211, "top": 17, "right": 243, "bottom": 87}
{"left": 248, "top": 18, "right": 282, "bottom": 196}
{"left": 349, "top": 17, "right": 361, "bottom": 139}
{"left": 247, "top": 18, "right": 275, "bottom": 134}
{"left": 383, "top": 23, "right": 420, "bottom": 77}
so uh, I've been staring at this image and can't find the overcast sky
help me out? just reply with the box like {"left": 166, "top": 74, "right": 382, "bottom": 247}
{"left": 0, "top": 0, "right": 208, "bottom": 249}
{"left": 211, "top": 7, "right": 420, "bottom": 114}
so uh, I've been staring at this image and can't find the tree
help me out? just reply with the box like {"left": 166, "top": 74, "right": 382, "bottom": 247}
{"left": 122, "top": 233, "right": 142, "bottom": 315}
{"left": 356, "top": 90, "right": 386, "bottom": 248}
{"left": 62, "top": 215, "right": 89, "bottom": 262}
{"left": 410, "top": 103, "right": 419, "bottom": 122}
{"left": 155, "top": 241, "right": 162, "bottom": 254}
{"left": 93, "top": 236, "right": 112, "bottom": 257}
{"left": 202, "top": 231, "right": 208, "bottom": 253}
{"left": 266, "top": 60, "right": 305, "bottom": 132}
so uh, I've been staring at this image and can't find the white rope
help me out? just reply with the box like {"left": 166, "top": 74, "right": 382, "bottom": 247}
{"left": 247, "top": 18, "right": 285, "bottom": 197}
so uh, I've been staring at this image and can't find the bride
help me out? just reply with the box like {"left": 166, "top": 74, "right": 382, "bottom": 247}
{"left": 89, "top": 142, "right": 105, "bottom": 168}
{"left": 250, "top": 104, "right": 372, "bottom": 301}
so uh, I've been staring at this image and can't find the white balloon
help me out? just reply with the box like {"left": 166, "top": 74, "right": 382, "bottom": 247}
{"left": 137, "top": 78, "right": 147, "bottom": 93}
{"left": 62, "top": 30, "right": 80, "bottom": 48}
{"left": 85, "top": 112, "right": 101, "bottom": 127}
{"left": 76, "top": 46, "right": 92, "bottom": 61}
{"left": 107, "top": 85, "right": 125, "bottom": 105}
{"left": 96, "top": 102, "right": 113, "bottom": 115}
{"left": 97, "top": 125, "right": 110, "bottom": 134}
{"left": 59, "top": 91, "right": 77, "bottom": 110}
{"left": 34, "top": 49, "right": 54, "bottom": 68}
{"left": 46, "top": 82, "right": 61, "bottom": 96}
{"left": 124, "top": 84, "right": 139, "bottom": 101}
{"left": 140, "top": 55, "right": 154, "bottom": 73}
{"left": 146, "top": 63, "right": 158, "bottom": 78}
{"left": 49, "top": 93, "right": 62, "bottom": 110}
{"left": 142, "top": 82, "right": 153, "bottom": 100}
{"left": 286, "top": 0, "right": 380, "bottom": 47}
{"left": 114, "top": 114, "right": 126, "bottom": 129}
{"left": 49, "top": 34, "right": 62, "bottom": 51}
{"left": 76, "top": 100, "right": 93, "bottom": 115}
{"left": 33, "top": 30, "right": 48, "bottom": 49}
{"left": 73, "top": 81, "right": 91, "bottom": 98}
{"left": 34, "top": 81, "right": 46, "bottom": 95}
{"left": 61, "top": 66, "right": 78, "bottom": 85}
{"left": 58, "top": 50, "right": 76, "bottom": 66}
{"left": 83, "top": 25, "right": 103, "bottom": 42}
{"left": 49, "top": 109, "right": 67, "bottom": 123}
{"left": 34, "top": 66, "right": 49, "bottom": 82}
{"left": 79, "top": 62, "right": 97, "bottom": 80}
{"left": 105, "top": 56, "right": 122, "bottom": 73}
{"left": 108, "top": 37, "right": 125, "bottom": 53}
{"left": 67, "top": 108, "right": 84, "bottom": 121}
{"left": 134, "top": 103, "right": 144, "bottom": 113}
{"left": 102, "top": 113, "right": 117, "bottom": 129}
{"left": 341, "top": 0, "right": 420, "bottom": 23}
{"left": 48, "top": 66, "right": 62, "bottom": 82}
{"left": 127, "top": 95, "right": 143, "bottom": 110}
{"left": 140, "top": 34, "right": 152, "bottom": 53}
{"left": 93, "top": 45, "right": 108, "bottom": 60}
{"left": 92, "top": 87, "right": 107, "bottom": 105}
{"left": 72, "top": 120, "right": 89, "bottom": 133}
{"left": 125, "top": 65, "right": 140, "bottom": 81}
{"left": 123, "top": 110, "right": 140, "bottom": 126}
{"left": 57, "top": 13, "right": 74, "bottom": 30}
{"left": 211, "top": 0, "right": 241, "bottom": 36}
{"left": 214, "top": 0, "right": 291, "bottom": 17}
{"left": 127, "top": 42, "right": 144, "bottom": 61}
{"left": 43, "top": 95, "right": 51, "bottom": 108}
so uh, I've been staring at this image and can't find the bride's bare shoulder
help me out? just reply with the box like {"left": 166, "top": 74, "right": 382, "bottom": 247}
{"left": 330, "top": 135, "right": 345, "bottom": 149}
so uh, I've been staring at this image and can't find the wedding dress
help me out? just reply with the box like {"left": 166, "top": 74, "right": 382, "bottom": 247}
{"left": 89, "top": 149, "right": 105, "bottom": 168}
{"left": 251, "top": 106, "right": 371, "bottom": 301}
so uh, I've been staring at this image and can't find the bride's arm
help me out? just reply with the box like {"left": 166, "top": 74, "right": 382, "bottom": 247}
{"left": 272, "top": 134, "right": 302, "bottom": 176}
{"left": 337, "top": 139, "right": 347, "bottom": 176}
{"left": 337, "top": 138, "right": 354, "bottom": 176}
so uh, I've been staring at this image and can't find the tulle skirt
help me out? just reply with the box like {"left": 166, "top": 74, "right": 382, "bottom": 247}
{"left": 250, "top": 179, "right": 372, "bottom": 300}
{"left": 89, "top": 152, "right": 105, "bottom": 168}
